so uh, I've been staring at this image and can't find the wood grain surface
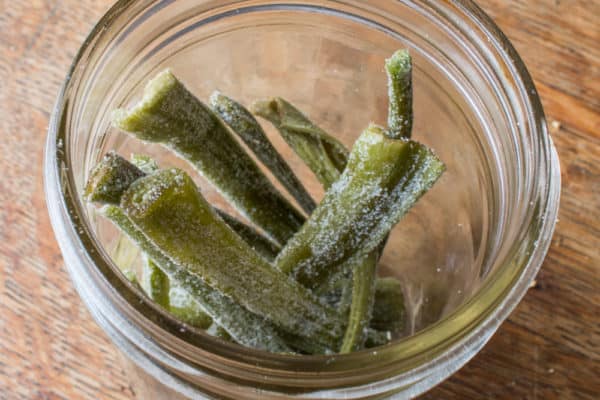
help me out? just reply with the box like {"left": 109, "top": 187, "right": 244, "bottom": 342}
{"left": 0, "top": 0, "right": 598, "bottom": 399}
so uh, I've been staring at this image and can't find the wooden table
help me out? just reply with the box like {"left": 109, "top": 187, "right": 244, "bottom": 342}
{"left": 1, "top": 1, "right": 598, "bottom": 398}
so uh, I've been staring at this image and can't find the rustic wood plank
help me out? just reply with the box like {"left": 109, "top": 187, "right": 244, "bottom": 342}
{"left": 0, "top": 0, "right": 597, "bottom": 399}
{"left": 0, "top": 1, "right": 134, "bottom": 399}
{"left": 424, "top": 1, "right": 600, "bottom": 398}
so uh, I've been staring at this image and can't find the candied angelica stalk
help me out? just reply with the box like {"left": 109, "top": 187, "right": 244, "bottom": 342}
{"left": 209, "top": 92, "right": 316, "bottom": 214}
{"left": 339, "top": 251, "right": 379, "bottom": 353}
{"left": 85, "top": 153, "right": 291, "bottom": 351}
{"left": 252, "top": 100, "right": 387, "bottom": 351}
{"left": 129, "top": 153, "right": 281, "bottom": 260}
{"left": 118, "top": 168, "right": 345, "bottom": 348}
{"left": 140, "top": 256, "right": 170, "bottom": 309}
{"left": 251, "top": 97, "right": 349, "bottom": 189}
{"left": 386, "top": 49, "right": 413, "bottom": 139}
{"left": 126, "top": 117, "right": 283, "bottom": 328}
{"left": 102, "top": 206, "right": 292, "bottom": 352}
{"left": 84, "top": 151, "right": 145, "bottom": 204}
{"left": 371, "top": 277, "right": 406, "bottom": 334}
{"left": 341, "top": 49, "right": 414, "bottom": 350}
{"left": 112, "top": 70, "right": 304, "bottom": 246}
{"left": 144, "top": 244, "right": 217, "bottom": 331}
{"left": 275, "top": 124, "right": 445, "bottom": 289}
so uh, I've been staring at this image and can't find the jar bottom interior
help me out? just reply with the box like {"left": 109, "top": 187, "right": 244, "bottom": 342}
{"left": 83, "top": 8, "right": 495, "bottom": 341}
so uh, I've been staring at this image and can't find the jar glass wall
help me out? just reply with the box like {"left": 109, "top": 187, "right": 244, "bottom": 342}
{"left": 45, "top": 0, "right": 560, "bottom": 398}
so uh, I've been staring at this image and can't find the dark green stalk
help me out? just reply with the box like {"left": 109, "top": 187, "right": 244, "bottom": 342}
{"left": 140, "top": 256, "right": 170, "bottom": 309}
{"left": 210, "top": 92, "right": 316, "bottom": 214}
{"left": 251, "top": 97, "right": 348, "bottom": 189}
{"left": 371, "top": 277, "right": 406, "bottom": 334}
{"left": 118, "top": 168, "right": 345, "bottom": 348}
{"left": 251, "top": 103, "right": 392, "bottom": 351}
{"left": 340, "top": 252, "right": 379, "bottom": 353}
{"left": 102, "top": 205, "right": 293, "bottom": 352}
{"left": 275, "top": 124, "right": 445, "bottom": 290}
{"left": 113, "top": 70, "right": 304, "bottom": 246}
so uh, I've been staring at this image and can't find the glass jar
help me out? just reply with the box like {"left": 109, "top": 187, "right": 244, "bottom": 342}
{"left": 44, "top": 0, "right": 560, "bottom": 398}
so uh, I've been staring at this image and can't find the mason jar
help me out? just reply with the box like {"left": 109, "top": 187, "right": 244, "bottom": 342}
{"left": 44, "top": 0, "right": 560, "bottom": 398}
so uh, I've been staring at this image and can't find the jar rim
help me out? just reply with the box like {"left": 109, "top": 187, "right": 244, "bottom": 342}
{"left": 45, "top": 0, "right": 560, "bottom": 394}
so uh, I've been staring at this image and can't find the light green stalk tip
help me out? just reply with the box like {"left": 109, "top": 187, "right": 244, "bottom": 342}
{"left": 251, "top": 97, "right": 349, "bottom": 188}
{"left": 385, "top": 49, "right": 411, "bottom": 77}
{"left": 385, "top": 49, "right": 413, "bottom": 139}
{"left": 210, "top": 92, "right": 317, "bottom": 214}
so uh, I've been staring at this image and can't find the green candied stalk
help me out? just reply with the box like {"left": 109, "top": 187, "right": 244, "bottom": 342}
{"left": 340, "top": 251, "right": 379, "bottom": 353}
{"left": 209, "top": 92, "right": 316, "bottom": 214}
{"left": 314, "top": 268, "right": 389, "bottom": 352}
{"left": 215, "top": 210, "right": 280, "bottom": 262}
{"left": 86, "top": 151, "right": 144, "bottom": 285}
{"left": 86, "top": 153, "right": 287, "bottom": 350}
{"left": 130, "top": 153, "right": 281, "bottom": 259}
{"left": 133, "top": 182, "right": 277, "bottom": 339}
{"left": 119, "top": 169, "right": 345, "bottom": 348}
{"left": 276, "top": 124, "right": 445, "bottom": 289}
{"left": 249, "top": 103, "right": 386, "bottom": 351}
{"left": 140, "top": 256, "right": 170, "bottom": 309}
{"left": 370, "top": 277, "right": 406, "bottom": 334}
{"left": 84, "top": 151, "right": 145, "bottom": 204}
{"left": 144, "top": 231, "right": 218, "bottom": 332}
{"left": 112, "top": 70, "right": 304, "bottom": 247}
{"left": 251, "top": 97, "right": 349, "bottom": 189}
{"left": 102, "top": 205, "right": 293, "bottom": 352}
{"left": 386, "top": 49, "right": 413, "bottom": 139}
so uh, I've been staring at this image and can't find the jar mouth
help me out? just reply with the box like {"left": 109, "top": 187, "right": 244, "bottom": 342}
{"left": 45, "top": 0, "right": 560, "bottom": 394}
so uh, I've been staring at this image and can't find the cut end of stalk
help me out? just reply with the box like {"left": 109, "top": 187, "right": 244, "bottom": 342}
{"left": 357, "top": 123, "right": 404, "bottom": 149}
{"left": 84, "top": 151, "right": 144, "bottom": 204}
{"left": 142, "top": 68, "right": 178, "bottom": 106}
{"left": 385, "top": 49, "right": 412, "bottom": 77}
{"left": 112, "top": 69, "right": 178, "bottom": 131}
